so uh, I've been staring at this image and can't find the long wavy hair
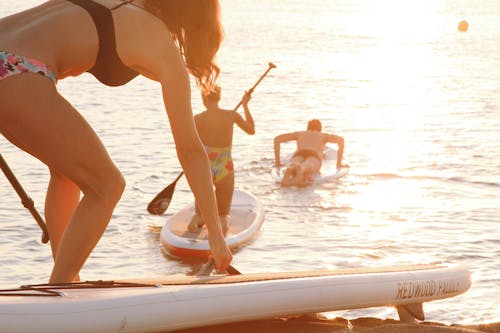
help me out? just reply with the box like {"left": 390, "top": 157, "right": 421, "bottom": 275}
{"left": 143, "top": 0, "right": 222, "bottom": 93}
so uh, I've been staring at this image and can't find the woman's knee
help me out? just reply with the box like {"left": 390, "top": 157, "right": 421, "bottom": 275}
{"left": 49, "top": 169, "right": 79, "bottom": 190}
{"left": 102, "top": 168, "right": 126, "bottom": 204}
{"left": 82, "top": 165, "right": 126, "bottom": 207}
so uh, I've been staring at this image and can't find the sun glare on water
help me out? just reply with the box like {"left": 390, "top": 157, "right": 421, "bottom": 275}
{"left": 320, "top": 1, "right": 458, "bottom": 233}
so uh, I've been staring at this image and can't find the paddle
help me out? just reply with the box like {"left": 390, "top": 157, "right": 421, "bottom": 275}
{"left": 147, "top": 171, "right": 184, "bottom": 215}
{"left": 231, "top": 62, "right": 276, "bottom": 112}
{"left": 147, "top": 62, "right": 277, "bottom": 215}
{"left": 0, "top": 154, "right": 49, "bottom": 244}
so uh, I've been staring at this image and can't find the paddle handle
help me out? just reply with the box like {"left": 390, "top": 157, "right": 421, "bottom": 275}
{"left": 0, "top": 154, "right": 49, "bottom": 244}
{"left": 232, "top": 62, "right": 276, "bottom": 112}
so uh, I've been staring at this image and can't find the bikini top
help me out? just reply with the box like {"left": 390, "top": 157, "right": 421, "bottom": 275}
{"left": 67, "top": 0, "right": 139, "bottom": 86}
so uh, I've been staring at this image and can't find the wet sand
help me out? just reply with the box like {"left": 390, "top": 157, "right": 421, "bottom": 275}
{"left": 170, "top": 316, "right": 500, "bottom": 333}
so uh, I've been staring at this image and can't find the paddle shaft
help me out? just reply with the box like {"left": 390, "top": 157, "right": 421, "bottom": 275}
{"left": 172, "top": 171, "right": 184, "bottom": 184}
{"left": 0, "top": 154, "right": 49, "bottom": 244}
{"left": 149, "top": 63, "right": 276, "bottom": 213}
{"left": 164, "top": 171, "right": 184, "bottom": 189}
{"left": 232, "top": 62, "right": 276, "bottom": 112}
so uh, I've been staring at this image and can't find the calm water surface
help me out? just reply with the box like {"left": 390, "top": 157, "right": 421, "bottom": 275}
{"left": 0, "top": 0, "right": 499, "bottom": 325}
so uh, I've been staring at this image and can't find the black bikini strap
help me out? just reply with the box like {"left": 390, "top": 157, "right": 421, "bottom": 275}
{"left": 111, "top": 0, "right": 135, "bottom": 10}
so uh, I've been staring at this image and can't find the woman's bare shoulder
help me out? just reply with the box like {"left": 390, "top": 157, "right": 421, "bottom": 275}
{"left": 113, "top": 4, "right": 181, "bottom": 80}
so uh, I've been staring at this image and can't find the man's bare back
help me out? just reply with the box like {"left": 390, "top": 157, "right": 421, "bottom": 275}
{"left": 295, "top": 130, "right": 329, "bottom": 155}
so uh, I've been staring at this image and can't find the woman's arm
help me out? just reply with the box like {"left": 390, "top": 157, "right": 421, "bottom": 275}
{"left": 128, "top": 23, "right": 232, "bottom": 271}
{"left": 163, "top": 73, "right": 231, "bottom": 271}
{"left": 234, "top": 92, "right": 255, "bottom": 135}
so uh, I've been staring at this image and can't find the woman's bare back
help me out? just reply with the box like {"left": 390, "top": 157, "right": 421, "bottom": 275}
{"left": 195, "top": 109, "right": 235, "bottom": 147}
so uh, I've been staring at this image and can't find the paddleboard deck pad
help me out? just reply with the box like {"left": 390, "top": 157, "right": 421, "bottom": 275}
{"left": 160, "top": 189, "right": 265, "bottom": 258}
{"left": 272, "top": 147, "right": 349, "bottom": 185}
{"left": 0, "top": 264, "right": 471, "bottom": 333}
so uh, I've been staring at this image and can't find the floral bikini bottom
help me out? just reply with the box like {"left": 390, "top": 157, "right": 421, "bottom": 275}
{"left": 0, "top": 51, "right": 57, "bottom": 84}
{"left": 205, "top": 145, "right": 234, "bottom": 183}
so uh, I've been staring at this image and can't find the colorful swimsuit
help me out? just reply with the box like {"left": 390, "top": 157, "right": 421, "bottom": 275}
{"left": 205, "top": 145, "right": 234, "bottom": 183}
{"left": 0, "top": 51, "right": 57, "bottom": 84}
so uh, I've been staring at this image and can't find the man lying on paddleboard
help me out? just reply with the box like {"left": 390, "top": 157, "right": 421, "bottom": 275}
{"left": 274, "top": 119, "right": 347, "bottom": 187}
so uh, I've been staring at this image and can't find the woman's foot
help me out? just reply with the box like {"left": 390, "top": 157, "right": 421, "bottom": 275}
{"left": 188, "top": 214, "right": 203, "bottom": 232}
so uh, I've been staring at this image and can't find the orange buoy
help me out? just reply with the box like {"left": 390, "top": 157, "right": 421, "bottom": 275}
{"left": 458, "top": 20, "right": 469, "bottom": 32}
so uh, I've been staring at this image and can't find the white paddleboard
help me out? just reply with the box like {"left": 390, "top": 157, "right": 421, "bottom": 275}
{"left": 0, "top": 264, "right": 471, "bottom": 333}
{"left": 272, "top": 147, "right": 349, "bottom": 185}
{"left": 160, "top": 189, "right": 265, "bottom": 258}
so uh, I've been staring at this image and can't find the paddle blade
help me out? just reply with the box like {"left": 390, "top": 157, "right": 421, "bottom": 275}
{"left": 147, "top": 172, "right": 184, "bottom": 215}
{"left": 147, "top": 193, "right": 173, "bottom": 215}
{"left": 197, "top": 258, "right": 242, "bottom": 276}
{"left": 226, "top": 265, "right": 242, "bottom": 275}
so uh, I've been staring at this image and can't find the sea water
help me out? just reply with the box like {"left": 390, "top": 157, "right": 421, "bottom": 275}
{"left": 0, "top": 0, "right": 498, "bottom": 325}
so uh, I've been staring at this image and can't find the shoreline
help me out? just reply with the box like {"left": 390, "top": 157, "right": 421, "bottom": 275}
{"left": 170, "top": 316, "right": 500, "bottom": 333}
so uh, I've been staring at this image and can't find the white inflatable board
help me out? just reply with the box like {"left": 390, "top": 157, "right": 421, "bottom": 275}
{"left": 0, "top": 264, "right": 471, "bottom": 333}
{"left": 272, "top": 147, "right": 349, "bottom": 185}
{"left": 160, "top": 189, "right": 265, "bottom": 258}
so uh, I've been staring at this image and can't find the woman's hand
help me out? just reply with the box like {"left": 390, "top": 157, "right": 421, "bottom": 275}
{"left": 209, "top": 230, "right": 233, "bottom": 272}
{"left": 242, "top": 91, "right": 252, "bottom": 106}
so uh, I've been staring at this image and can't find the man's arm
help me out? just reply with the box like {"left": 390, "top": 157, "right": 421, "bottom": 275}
{"left": 234, "top": 92, "right": 255, "bottom": 135}
{"left": 274, "top": 132, "right": 297, "bottom": 167}
{"left": 325, "top": 134, "right": 345, "bottom": 168}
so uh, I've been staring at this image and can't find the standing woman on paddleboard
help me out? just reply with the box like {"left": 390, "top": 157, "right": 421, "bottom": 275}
{"left": 0, "top": 0, "right": 232, "bottom": 283}
{"left": 188, "top": 86, "right": 255, "bottom": 234}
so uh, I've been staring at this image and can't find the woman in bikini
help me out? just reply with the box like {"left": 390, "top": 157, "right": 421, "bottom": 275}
{"left": 0, "top": 0, "right": 232, "bottom": 283}
{"left": 188, "top": 85, "right": 255, "bottom": 234}
{"left": 274, "top": 119, "right": 345, "bottom": 187}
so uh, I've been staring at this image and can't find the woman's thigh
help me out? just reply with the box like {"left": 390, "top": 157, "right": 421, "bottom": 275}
{"left": 214, "top": 172, "right": 234, "bottom": 215}
{"left": 0, "top": 74, "right": 121, "bottom": 194}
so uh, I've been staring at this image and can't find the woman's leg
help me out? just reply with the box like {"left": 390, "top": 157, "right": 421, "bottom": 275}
{"left": 45, "top": 170, "right": 80, "bottom": 260}
{"left": 188, "top": 202, "right": 203, "bottom": 232}
{"left": 214, "top": 172, "right": 234, "bottom": 234}
{"left": 0, "top": 74, "right": 125, "bottom": 283}
{"left": 45, "top": 170, "right": 81, "bottom": 280}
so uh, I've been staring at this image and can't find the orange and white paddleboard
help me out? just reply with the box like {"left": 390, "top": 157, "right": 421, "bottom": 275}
{"left": 160, "top": 190, "right": 265, "bottom": 258}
